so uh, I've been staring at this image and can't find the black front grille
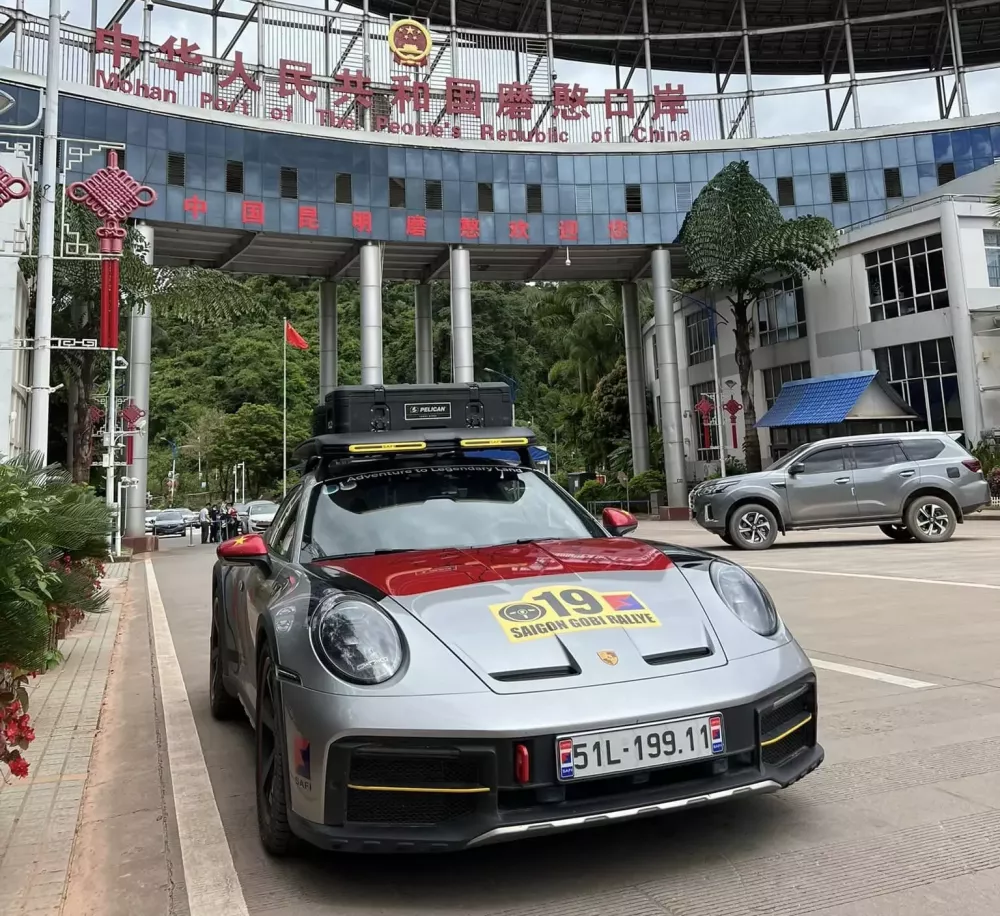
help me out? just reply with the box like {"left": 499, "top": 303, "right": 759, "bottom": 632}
{"left": 345, "top": 789, "right": 477, "bottom": 825}
{"left": 759, "top": 683, "right": 816, "bottom": 766}
{"left": 349, "top": 751, "right": 481, "bottom": 787}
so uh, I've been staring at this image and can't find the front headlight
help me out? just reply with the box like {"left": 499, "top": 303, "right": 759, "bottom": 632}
{"left": 311, "top": 593, "right": 404, "bottom": 684}
{"left": 710, "top": 562, "right": 779, "bottom": 637}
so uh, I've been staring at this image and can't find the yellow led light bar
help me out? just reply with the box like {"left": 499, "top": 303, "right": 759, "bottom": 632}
{"left": 348, "top": 441, "right": 427, "bottom": 453}
{"left": 459, "top": 437, "right": 530, "bottom": 447}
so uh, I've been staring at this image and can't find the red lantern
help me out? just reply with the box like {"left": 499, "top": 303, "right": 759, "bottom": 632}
{"left": 66, "top": 152, "right": 157, "bottom": 350}
{"left": 723, "top": 397, "right": 743, "bottom": 450}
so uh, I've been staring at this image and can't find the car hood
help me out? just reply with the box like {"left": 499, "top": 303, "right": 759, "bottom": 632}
{"left": 319, "top": 538, "right": 728, "bottom": 695}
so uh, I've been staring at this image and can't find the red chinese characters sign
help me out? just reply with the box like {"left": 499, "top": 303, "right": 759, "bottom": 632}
{"left": 92, "top": 22, "right": 694, "bottom": 146}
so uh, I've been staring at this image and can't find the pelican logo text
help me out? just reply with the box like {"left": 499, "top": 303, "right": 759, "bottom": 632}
{"left": 598, "top": 650, "right": 618, "bottom": 666}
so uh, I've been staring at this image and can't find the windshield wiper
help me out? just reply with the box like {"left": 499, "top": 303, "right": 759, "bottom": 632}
{"left": 313, "top": 548, "right": 418, "bottom": 561}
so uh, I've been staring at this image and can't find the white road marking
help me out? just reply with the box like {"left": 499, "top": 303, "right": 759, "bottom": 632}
{"left": 808, "top": 658, "right": 937, "bottom": 689}
{"left": 746, "top": 565, "right": 1000, "bottom": 590}
{"left": 145, "top": 558, "right": 249, "bottom": 916}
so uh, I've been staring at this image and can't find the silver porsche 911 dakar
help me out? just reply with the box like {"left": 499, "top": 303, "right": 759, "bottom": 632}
{"left": 209, "top": 392, "right": 822, "bottom": 856}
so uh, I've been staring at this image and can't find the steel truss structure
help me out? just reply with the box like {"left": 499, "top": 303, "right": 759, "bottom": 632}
{"left": 0, "top": 0, "right": 998, "bottom": 143}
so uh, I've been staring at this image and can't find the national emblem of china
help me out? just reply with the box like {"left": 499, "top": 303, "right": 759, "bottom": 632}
{"left": 388, "top": 18, "right": 431, "bottom": 67}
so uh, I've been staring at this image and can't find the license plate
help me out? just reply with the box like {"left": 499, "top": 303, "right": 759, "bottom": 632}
{"left": 556, "top": 714, "right": 724, "bottom": 781}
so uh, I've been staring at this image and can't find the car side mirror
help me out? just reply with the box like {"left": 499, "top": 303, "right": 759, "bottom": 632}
{"left": 602, "top": 506, "right": 639, "bottom": 537}
{"left": 789, "top": 462, "right": 805, "bottom": 476}
{"left": 217, "top": 533, "right": 270, "bottom": 570}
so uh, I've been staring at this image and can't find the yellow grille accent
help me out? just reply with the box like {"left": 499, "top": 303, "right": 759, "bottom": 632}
{"left": 459, "top": 437, "right": 530, "bottom": 447}
{"left": 760, "top": 714, "right": 814, "bottom": 748}
{"left": 347, "top": 441, "right": 427, "bottom": 453}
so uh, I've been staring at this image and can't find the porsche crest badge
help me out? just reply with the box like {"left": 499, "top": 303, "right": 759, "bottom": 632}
{"left": 598, "top": 650, "right": 618, "bottom": 666}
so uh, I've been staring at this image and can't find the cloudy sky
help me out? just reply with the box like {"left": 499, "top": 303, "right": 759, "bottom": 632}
{"left": 12, "top": 0, "right": 1000, "bottom": 140}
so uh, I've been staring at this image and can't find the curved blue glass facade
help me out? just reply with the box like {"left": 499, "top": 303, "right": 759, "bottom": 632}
{"left": 3, "top": 80, "right": 1000, "bottom": 248}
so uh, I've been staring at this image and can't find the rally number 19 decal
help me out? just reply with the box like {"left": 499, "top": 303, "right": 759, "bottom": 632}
{"left": 489, "top": 585, "right": 660, "bottom": 642}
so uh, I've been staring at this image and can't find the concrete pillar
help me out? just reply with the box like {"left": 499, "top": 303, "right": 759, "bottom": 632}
{"left": 652, "top": 248, "right": 688, "bottom": 510}
{"left": 450, "top": 246, "right": 473, "bottom": 383}
{"left": 318, "top": 280, "right": 337, "bottom": 402}
{"left": 125, "top": 224, "right": 154, "bottom": 538}
{"left": 414, "top": 283, "right": 434, "bottom": 384}
{"left": 622, "top": 282, "right": 650, "bottom": 474}
{"left": 940, "top": 200, "right": 983, "bottom": 441}
{"left": 359, "top": 242, "right": 383, "bottom": 385}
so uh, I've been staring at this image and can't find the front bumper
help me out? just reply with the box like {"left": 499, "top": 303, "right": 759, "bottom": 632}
{"left": 282, "top": 664, "right": 822, "bottom": 853}
{"left": 690, "top": 493, "right": 728, "bottom": 532}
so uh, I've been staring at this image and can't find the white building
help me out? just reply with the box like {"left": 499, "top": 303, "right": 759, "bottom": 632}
{"left": 643, "top": 165, "right": 1000, "bottom": 481}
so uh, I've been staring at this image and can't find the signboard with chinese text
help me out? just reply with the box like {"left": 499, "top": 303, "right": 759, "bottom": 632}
{"left": 10, "top": 3, "right": 744, "bottom": 148}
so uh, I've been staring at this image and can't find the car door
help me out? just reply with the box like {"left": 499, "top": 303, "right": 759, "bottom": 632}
{"left": 849, "top": 441, "right": 913, "bottom": 519}
{"left": 785, "top": 445, "right": 857, "bottom": 525}
{"left": 238, "top": 488, "right": 302, "bottom": 698}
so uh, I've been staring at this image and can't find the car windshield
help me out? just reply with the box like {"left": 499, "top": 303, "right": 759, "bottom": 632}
{"left": 766, "top": 442, "right": 814, "bottom": 470}
{"left": 159, "top": 510, "right": 182, "bottom": 519}
{"left": 304, "top": 462, "right": 602, "bottom": 558}
{"left": 249, "top": 502, "right": 278, "bottom": 516}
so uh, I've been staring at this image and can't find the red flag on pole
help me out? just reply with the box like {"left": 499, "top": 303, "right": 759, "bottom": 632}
{"left": 285, "top": 321, "right": 309, "bottom": 350}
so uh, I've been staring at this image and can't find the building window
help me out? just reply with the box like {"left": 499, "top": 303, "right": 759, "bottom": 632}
{"left": 762, "top": 361, "right": 811, "bottom": 409}
{"left": 526, "top": 183, "right": 543, "bottom": 213}
{"left": 675, "top": 184, "right": 692, "bottom": 210}
{"left": 389, "top": 177, "right": 406, "bottom": 208}
{"left": 280, "top": 167, "right": 298, "bottom": 199}
{"left": 874, "top": 336, "right": 963, "bottom": 433}
{"left": 477, "top": 182, "right": 494, "bottom": 212}
{"left": 830, "top": 172, "right": 849, "bottom": 203}
{"left": 226, "top": 160, "right": 244, "bottom": 193}
{"left": 984, "top": 230, "right": 1000, "bottom": 287}
{"left": 335, "top": 173, "right": 353, "bottom": 204}
{"left": 576, "top": 186, "right": 593, "bottom": 213}
{"left": 937, "top": 162, "right": 956, "bottom": 185}
{"left": 625, "top": 184, "right": 642, "bottom": 213}
{"left": 690, "top": 382, "right": 720, "bottom": 462}
{"left": 756, "top": 277, "right": 807, "bottom": 346}
{"left": 865, "top": 233, "right": 948, "bottom": 322}
{"left": 685, "top": 309, "right": 713, "bottom": 367}
{"left": 167, "top": 152, "right": 186, "bottom": 186}
{"left": 776, "top": 176, "right": 795, "bottom": 207}
{"left": 884, "top": 167, "right": 902, "bottom": 199}
{"left": 425, "top": 179, "right": 442, "bottom": 210}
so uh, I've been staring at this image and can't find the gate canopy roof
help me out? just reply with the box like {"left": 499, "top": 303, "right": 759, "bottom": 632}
{"left": 369, "top": 0, "right": 1000, "bottom": 76}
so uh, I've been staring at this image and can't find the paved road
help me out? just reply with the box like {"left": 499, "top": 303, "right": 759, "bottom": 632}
{"left": 88, "top": 521, "right": 1000, "bottom": 915}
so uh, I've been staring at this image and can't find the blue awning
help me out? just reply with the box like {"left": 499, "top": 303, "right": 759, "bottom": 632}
{"left": 756, "top": 372, "right": 879, "bottom": 427}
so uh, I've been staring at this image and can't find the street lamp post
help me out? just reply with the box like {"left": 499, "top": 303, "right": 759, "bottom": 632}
{"left": 484, "top": 367, "right": 518, "bottom": 425}
{"left": 160, "top": 437, "right": 179, "bottom": 505}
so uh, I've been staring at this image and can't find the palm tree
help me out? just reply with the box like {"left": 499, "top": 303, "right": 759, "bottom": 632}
{"left": 678, "top": 162, "right": 838, "bottom": 472}
{"left": 21, "top": 195, "right": 266, "bottom": 481}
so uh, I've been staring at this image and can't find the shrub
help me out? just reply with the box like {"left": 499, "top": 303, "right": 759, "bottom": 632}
{"left": 0, "top": 455, "right": 112, "bottom": 778}
{"left": 989, "top": 466, "right": 1000, "bottom": 498}
{"left": 627, "top": 470, "right": 666, "bottom": 498}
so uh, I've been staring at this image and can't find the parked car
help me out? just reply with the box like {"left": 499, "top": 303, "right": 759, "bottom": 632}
{"left": 153, "top": 509, "right": 187, "bottom": 538}
{"left": 178, "top": 507, "right": 198, "bottom": 527}
{"left": 241, "top": 500, "right": 278, "bottom": 534}
{"left": 690, "top": 432, "right": 990, "bottom": 550}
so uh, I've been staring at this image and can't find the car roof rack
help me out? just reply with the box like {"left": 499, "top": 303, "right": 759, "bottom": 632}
{"left": 292, "top": 426, "right": 537, "bottom": 468}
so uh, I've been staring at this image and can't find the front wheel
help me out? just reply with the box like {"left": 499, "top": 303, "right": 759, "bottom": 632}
{"left": 904, "top": 496, "right": 957, "bottom": 543}
{"left": 719, "top": 532, "right": 735, "bottom": 546}
{"left": 879, "top": 524, "right": 914, "bottom": 542}
{"left": 727, "top": 503, "right": 779, "bottom": 550}
{"left": 256, "top": 645, "right": 295, "bottom": 856}
{"left": 209, "top": 606, "right": 240, "bottom": 720}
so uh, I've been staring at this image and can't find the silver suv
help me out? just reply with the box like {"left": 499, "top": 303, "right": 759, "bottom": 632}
{"left": 690, "top": 432, "right": 990, "bottom": 550}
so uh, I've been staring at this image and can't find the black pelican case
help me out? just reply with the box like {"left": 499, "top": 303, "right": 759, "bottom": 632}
{"left": 312, "top": 383, "right": 513, "bottom": 436}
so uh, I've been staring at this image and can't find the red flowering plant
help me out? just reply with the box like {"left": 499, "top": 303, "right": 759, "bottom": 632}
{"left": 0, "top": 456, "right": 112, "bottom": 779}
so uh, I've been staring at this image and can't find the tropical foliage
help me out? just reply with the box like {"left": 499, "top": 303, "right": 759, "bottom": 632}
{"left": 0, "top": 455, "right": 112, "bottom": 778}
{"left": 678, "top": 161, "right": 839, "bottom": 471}
{"left": 20, "top": 193, "right": 263, "bottom": 482}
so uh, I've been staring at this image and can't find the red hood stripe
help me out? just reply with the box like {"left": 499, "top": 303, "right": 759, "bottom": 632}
{"left": 316, "top": 538, "right": 671, "bottom": 597}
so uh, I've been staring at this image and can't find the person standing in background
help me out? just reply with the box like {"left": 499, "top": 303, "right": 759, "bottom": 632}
{"left": 199, "top": 505, "right": 210, "bottom": 544}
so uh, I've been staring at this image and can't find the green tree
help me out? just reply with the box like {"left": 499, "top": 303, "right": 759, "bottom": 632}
{"left": 21, "top": 195, "right": 262, "bottom": 482}
{"left": 677, "top": 162, "right": 838, "bottom": 471}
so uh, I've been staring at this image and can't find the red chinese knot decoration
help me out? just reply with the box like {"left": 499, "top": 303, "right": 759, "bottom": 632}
{"left": 120, "top": 400, "right": 146, "bottom": 465}
{"left": 0, "top": 166, "right": 30, "bottom": 209}
{"left": 723, "top": 397, "right": 743, "bottom": 449}
{"left": 66, "top": 151, "right": 157, "bottom": 350}
{"left": 694, "top": 395, "right": 715, "bottom": 450}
